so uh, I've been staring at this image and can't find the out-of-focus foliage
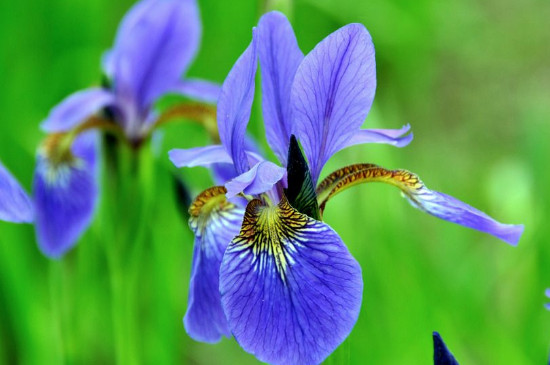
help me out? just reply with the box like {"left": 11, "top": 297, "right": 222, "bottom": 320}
{"left": 0, "top": 0, "right": 548, "bottom": 363}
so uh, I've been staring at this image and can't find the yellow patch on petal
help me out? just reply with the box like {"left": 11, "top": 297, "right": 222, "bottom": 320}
{"left": 189, "top": 186, "right": 237, "bottom": 235}
{"left": 317, "top": 164, "right": 426, "bottom": 216}
{"left": 232, "top": 197, "right": 309, "bottom": 282}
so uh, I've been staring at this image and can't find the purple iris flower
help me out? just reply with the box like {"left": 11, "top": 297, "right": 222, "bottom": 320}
{"left": 170, "top": 11, "right": 523, "bottom": 365}
{"left": 433, "top": 332, "right": 459, "bottom": 365}
{"left": 545, "top": 288, "right": 550, "bottom": 310}
{"left": 0, "top": 0, "right": 218, "bottom": 258}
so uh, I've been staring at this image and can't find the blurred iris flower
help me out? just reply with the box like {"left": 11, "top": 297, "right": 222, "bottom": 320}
{"left": 433, "top": 332, "right": 459, "bottom": 365}
{"left": 545, "top": 289, "right": 550, "bottom": 310}
{"left": 171, "top": 11, "right": 523, "bottom": 365}
{"left": 0, "top": 0, "right": 219, "bottom": 258}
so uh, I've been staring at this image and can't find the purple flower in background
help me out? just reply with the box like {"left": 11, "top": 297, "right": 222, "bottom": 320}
{"left": 42, "top": 0, "right": 219, "bottom": 141}
{"left": 0, "top": 0, "right": 218, "bottom": 258}
{"left": 170, "top": 11, "right": 523, "bottom": 365}
{"left": 433, "top": 332, "right": 459, "bottom": 365}
{"left": 545, "top": 289, "right": 550, "bottom": 310}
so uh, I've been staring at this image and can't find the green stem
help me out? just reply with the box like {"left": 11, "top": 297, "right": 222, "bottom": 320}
{"left": 48, "top": 261, "right": 65, "bottom": 365}
{"left": 102, "top": 139, "right": 155, "bottom": 364}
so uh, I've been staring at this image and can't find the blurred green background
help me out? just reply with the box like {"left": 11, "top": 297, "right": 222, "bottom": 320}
{"left": 0, "top": 0, "right": 548, "bottom": 363}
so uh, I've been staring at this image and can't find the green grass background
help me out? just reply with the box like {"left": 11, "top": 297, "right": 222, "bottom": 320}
{"left": 0, "top": 0, "right": 548, "bottom": 363}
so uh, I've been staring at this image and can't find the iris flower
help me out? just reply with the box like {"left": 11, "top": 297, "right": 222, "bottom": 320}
{"left": 170, "top": 11, "right": 523, "bottom": 365}
{"left": 0, "top": 0, "right": 219, "bottom": 258}
{"left": 545, "top": 289, "right": 550, "bottom": 310}
{"left": 433, "top": 332, "right": 459, "bottom": 365}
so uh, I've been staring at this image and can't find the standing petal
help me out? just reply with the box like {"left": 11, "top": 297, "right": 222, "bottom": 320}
{"left": 217, "top": 29, "right": 258, "bottom": 175}
{"left": 220, "top": 197, "right": 363, "bottom": 365}
{"left": 107, "top": 0, "right": 201, "bottom": 113}
{"left": 291, "top": 24, "right": 376, "bottom": 183}
{"left": 185, "top": 186, "right": 244, "bottom": 342}
{"left": 33, "top": 132, "right": 99, "bottom": 258}
{"left": 41, "top": 88, "right": 115, "bottom": 133}
{"left": 433, "top": 332, "right": 459, "bottom": 365}
{"left": 258, "top": 11, "right": 304, "bottom": 163}
{"left": 0, "top": 161, "right": 33, "bottom": 223}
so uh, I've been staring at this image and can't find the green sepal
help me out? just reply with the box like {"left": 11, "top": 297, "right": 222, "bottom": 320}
{"left": 284, "top": 135, "right": 321, "bottom": 220}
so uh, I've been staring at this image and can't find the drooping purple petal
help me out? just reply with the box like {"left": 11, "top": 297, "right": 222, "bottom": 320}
{"left": 317, "top": 165, "right": 524, "bottom": 246}
{"left": 433, "top": 332, "right": 459, "bottom": 365}
{"left": 0, "top": 161, "right": 33, "bottom": 223}
{"left": 41, "top": 88, "right": 115, "bottom": 133}
{"left": 291, "top": 23, "right": 376, "bottom": 184}
{"left": 225, "top": 160, "right": 285, "bottom": 198}
{"left": 185, "top": 186, "right": 244, "bottom": 342}
{"left": 170, "top": 79, "right": 222, "bottom": 104}
{"left": 220, "top": 198, "right": 363, "bottom": 365}
{"left": 217, "top": 29, "right": 258, "bottom": 175}
{"left": 169, "top": 145, "right": 232, "bottom": 168}
{"left": 406, "top": 188, "right": 524, "bottom": 246}
{"left": 258, "top": 11, "right": 304, "bottom": 164}
{"left": 341, "top": 124, "right": 413, "bottom": 150}
{"left": 107, "top": 0, "right": 201, "bottom": 113}
{"left": 33, "top": 132, "right": 99, "bottom": 258}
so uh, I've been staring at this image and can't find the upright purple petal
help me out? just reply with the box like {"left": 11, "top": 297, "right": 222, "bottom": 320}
{"left": 258, "top": 11, "right": 304, "bottom": 164}
{"left": 225, "top": 160, "right": 285, "bottom": 198}
{"left": 185, "top": 187, "right": 244, "bottom": 342}
{"left": 291, "top": 24, "right": 376, "bottom": 184}
{"left": 433, "top": 332, "right": 459, "bottom": 365}
{"left": 217, "top": 29, "right": 258, "bottom": 175}
{"left": 107, "top": 0, "right": 201, "bottom": 113}
{"left": 0, "top": 161, "right": 33, "bottom": 223}
{"left": 170, "top": 79, "right": 222, "bottom": 104}
{"left": 220, "top": 198, "right": 363, "bottom": 365}
{"left": 33, "top": 132, "right": 99, "bottom": 258}
{"left": 41, "top": 88, "right": 115, "bottom": 133}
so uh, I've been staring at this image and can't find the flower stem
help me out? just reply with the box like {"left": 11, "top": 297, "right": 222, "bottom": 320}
{"left": 102, "top": 138, "right": 154, "bottom": 364}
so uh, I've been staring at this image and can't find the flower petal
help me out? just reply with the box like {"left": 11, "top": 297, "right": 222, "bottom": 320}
{"left": 217, "top": 29, "right": 258, "bottom": 175}
{"left": 220, "top": 197, "right": 363, "bottom": 365}
{"left": 433, "top": 332, "right": 459, "bottom": 365}
{"left": 41, "top": 88, "right": 115, "bottom": 133}
{"left": 225, "top": 160, "right": 285, "bottom": 199}
{"left": 185, "top": 186, "right": 244, "bottom": 342}
{"left": 318, "top": 164, "right": 524, "bottom": 246}
{"left": 258, "top": 11, "right": 304, "bottom": 164}
{"left": 33, "top": 132, "right": 99, "bottom": 258}
{"left": 291, "top": 24, "right": 376, "bottom": 184}
{"left": 545, "top": 288, "right": 550, "bottom": 311}
{"left": 169, "top": 145, "right": 232, "bottom": 168}
{"left": 107, "top": 0, "right": 201, "bottom": 112}
{"left": 170, "top": 79, "right": 221, "bottom": 104}
{"left": 342, "top": 124, "right": 413, "bottom": 149}
{"left": 0, "top": 161, "right": 33, "bottom": 223}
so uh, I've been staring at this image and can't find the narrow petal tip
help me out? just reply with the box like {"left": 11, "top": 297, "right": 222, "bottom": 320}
{"left": 0, "top": 161, "right": 34, "bottom": 223}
